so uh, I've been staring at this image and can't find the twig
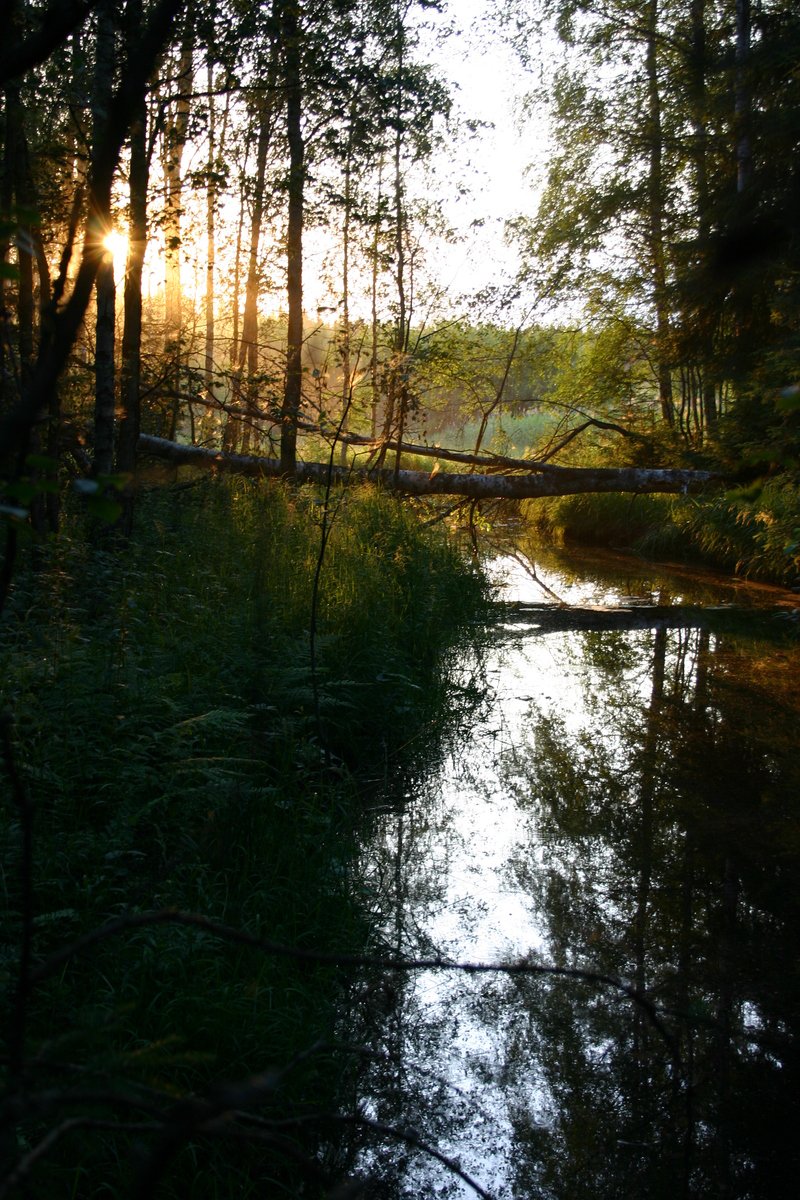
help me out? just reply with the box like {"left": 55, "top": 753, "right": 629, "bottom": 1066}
{"left": 129, "top": 1043, "right": 328, "bottom": 1198}
{"left": 219, "top": 1111, "right": 495, "bottom": 1199}
{"left": 506, "top": 549, "right": 567, "bottom": 606}
{"left": 339, "top": 1113, "right": 493, "bottom": 1198}
{"left": 27, "top": 908, "right": 681, "bottom": 1067}
{"left": 0, "top": 1118, "right": 160, "bottom": 1199}
{"left": 0, "top": 1087, "right": 166, "bottom": 1128}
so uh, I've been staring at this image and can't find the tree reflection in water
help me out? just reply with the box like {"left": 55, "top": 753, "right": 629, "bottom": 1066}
{"left": 352, "top": 569, "right": 800, "bottom": 1199}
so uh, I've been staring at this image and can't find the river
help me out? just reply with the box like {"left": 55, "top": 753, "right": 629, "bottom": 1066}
{"left": 347, "top": 548, "right": 800, "bottom": 1199}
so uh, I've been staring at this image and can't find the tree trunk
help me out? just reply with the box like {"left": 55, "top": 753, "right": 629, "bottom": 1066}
{"left": 161, "top": 9, "right": 193, "bottom": 433}
{"left": 239, "top": 87, "right": 275, "bottom": 394}
{"left": 0, "top": 0, "right": 184, "bottom": 471}
{"left": 688, "top": 0, "right": 717, "bottom": 433}
{"left": 224, "top": 143, "right": 249, "bottom": 451}
{"left": 632, "top": 624, "right": 665, "bottom": 1063}
{"left": 139, "top": 433, "right": 718, "bottom": 499}
{"left": 117, "top": 0, "right": 148, "bottom": 530}
{"left": 390, "top": 13, "right": 408, "bottom": 482}
{"left": 369, "top": 161, "right": 384, "bottom": 441}
{"left": 0, "top": 0, "right": 25, "bottom": 404}
{"left": 339, "top": 153, "right": 353, "bottom": 461}
{"left": 644, "top": 0, "right": 674, "bottom": 428}
{"left": 734, "top": 0, "right": 752, "bottom": 195}
{"left": 279, "top": 0, "right": 304, "bottom": 477}
{"left": 12, "top": 100, "right": 35, "bottom": 392}
{"left": 92, "top": 0, "right": 116, "bottom": 479}
{"left": 204, "top": 60, "right": 216, "bottom": 395}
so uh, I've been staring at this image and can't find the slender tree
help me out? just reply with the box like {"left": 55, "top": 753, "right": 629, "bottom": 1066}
{"left": 91, "top": 0, "right": 117, "bottom": 478}
{"left": 278, "top": 0, "right": 305, "bottom": 476}
{"left": 117, "top": 0, "right": 149, "bottom": 526}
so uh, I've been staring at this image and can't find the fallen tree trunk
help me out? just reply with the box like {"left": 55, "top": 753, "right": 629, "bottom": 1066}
{"left": 137, "top": 434, "right": 719, "bottom": 499}
{"left": 495, "top": 601, "right": 796, "bottom": 635}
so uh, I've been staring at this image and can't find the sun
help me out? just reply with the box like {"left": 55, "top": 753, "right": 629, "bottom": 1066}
{"left": 103, "top": 230, "right": 128, "bottom": 281}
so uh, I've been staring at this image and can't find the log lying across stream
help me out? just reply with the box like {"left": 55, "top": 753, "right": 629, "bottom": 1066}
{"left": 494, "top": 601, "right": 799, "bottom": 635}
{"left": 138, "top": 435, "right": 718, "bottom": 500}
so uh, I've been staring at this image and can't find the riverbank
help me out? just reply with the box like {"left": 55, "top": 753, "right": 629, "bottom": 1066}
{"left": 523, "top": 477, "right": 800, "bottom": 586}
{"left": 0, "top": 479, "right": 487, "bottom": 1197}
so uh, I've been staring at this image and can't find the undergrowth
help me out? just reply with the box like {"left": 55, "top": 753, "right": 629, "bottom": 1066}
{"left": 0, "top": 478, "right": 486, "bottom": 1197}
{"left": 526, "top": 477, "right": 800, "bottom": 584}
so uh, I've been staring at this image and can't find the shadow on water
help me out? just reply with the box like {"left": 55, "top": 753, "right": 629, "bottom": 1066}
{"left": 345, "top": 550, "right": 800, "bottom": 1199}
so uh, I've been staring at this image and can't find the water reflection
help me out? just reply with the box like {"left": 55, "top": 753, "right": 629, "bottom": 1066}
{"left": 353, "top": 553, "right": 800, "bottom": 1199}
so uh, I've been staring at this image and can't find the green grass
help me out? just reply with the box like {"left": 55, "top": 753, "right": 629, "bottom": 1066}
{"left": 0, "top": 478, "right": 487, "bottom": 1197}
{"left": 526, "top": 478, "right": 800, "bottom": 585}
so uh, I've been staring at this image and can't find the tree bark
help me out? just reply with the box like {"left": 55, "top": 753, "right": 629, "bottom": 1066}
{"left": 688, "top": 0, "right": 717, "bottom": 434}
{"left": 91, "top": 0, "right": 116, "bottom": 479}
{"left": 161, "top": 5, "right": 194, "bottom": 429}
{"left": 369, "top": 159, "right": 384, "bottom": 441}
{"left": 278, "top": 0, "right": 304, "bottom": 476}
{"left": 0, "top": 0, "right": 98, "bottom": 88}
{"left": 228, "top": 61, "right": 277, "bottom": 452}
{"left": 734, "top": 0, "right": 752, "bottom": 195}
{"left": 117, "top": 0, "right": 148, "bottom": 529}
{"left": 138, "top": 433, "right": 718, "bottom": 499}
{"left": 204, "top": 60, "right": 216, "bottom": 395}
{"left": 494, "top": 602, "right": 782, "bottom": 634}
{"left": 644, "top": 0, "right": 674, "bottom": 428}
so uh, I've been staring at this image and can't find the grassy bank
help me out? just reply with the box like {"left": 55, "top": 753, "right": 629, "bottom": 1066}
{"left": 525, "top": 477, "right": 800, "bottom": 585}
{"left": 0, "top": 479, "right": 486, "bottom": 1197}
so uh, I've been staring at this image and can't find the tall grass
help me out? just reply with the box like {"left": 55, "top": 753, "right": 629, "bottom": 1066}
{"left": 0, "top": 478, "right": 486, "bottom": 1196}
{"left": 526, "top": 478, "right": 800, "bottom": 584}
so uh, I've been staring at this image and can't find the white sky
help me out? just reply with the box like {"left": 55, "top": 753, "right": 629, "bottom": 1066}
{"left": 420, "top": 0, "right": 553, "bottom": 310}
{"left": 121, "top": 0, "right": 556, "bottom": 324}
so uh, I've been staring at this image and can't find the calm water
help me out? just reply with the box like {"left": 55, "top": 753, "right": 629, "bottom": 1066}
{"left": 350, "top": 550, "right": 800, "bottom": 1199}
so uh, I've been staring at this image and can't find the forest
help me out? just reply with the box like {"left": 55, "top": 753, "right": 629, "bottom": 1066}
{"left": 1, "top": 0, "right": 799, "bottom": 1196}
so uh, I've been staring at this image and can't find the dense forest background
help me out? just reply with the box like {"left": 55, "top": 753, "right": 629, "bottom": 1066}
{"left": 1, "top": 0, "right": 798, "bottom": 548}
{"left": 0, "top": 0, "right": 799, "bottom": 1196}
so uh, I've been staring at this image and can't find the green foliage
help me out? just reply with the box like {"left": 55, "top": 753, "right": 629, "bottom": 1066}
{"left": 0, "top": 478, "right": 486, "bottom": 1196}
{"left": 442, "top": 409, "right": 553, "bottom": 457}
{"left": 528, "top": 490, "right": 670, "bottom": 550}
{"left": 528, "top": 478, "right": 800, "bottom": 584}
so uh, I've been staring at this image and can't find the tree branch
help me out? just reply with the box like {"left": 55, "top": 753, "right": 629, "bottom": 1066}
{"left": 0, "top": 2, "right": 99, "bottom": 87}
{"left": 28, "top": 907, "right": 680, "bottom": 1063}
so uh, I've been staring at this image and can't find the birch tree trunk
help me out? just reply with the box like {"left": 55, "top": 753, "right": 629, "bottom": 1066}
{"left": 644, "top": 0, "right": 674, "bottom": 429}
{"left": 139, "top": 433, "right": 718, "bottom": 499}
{"left": 688, "top": 0, "right": 718, "bottom": 434}
{"left": 117, "top": 0, "right": 148, "bottom": 529}
{"left": 278, "top": 0, "right": 304, "bottom": 476}
{"left": 161, "top": 11, "right": 193, "bottom": 439}
{"left": 92, "top": 0, "right": 116, "bottom": 478}
{"left": 204, "top": 60, "right": 217, "bottom": 396}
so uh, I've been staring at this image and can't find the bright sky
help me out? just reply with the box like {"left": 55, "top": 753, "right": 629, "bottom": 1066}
{"left": 420, "top": 0, "right": 553, "bottom": 311}
{"left": 110, "top": 0, "right": 555, "bottom": 324}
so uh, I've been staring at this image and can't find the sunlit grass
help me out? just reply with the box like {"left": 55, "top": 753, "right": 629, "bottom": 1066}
{"left": 526, "top": 479, "right": 800, "bottom": 585}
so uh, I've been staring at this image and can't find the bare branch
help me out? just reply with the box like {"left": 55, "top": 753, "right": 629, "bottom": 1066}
{"left": 0, "top": 1118, "right": 161, "bottom": 1199}
{"left": 27, "top": 907, "right": 681, "bottom": 1063}
{"left": 0, "top": 2, "right": 99, "bottom": 87}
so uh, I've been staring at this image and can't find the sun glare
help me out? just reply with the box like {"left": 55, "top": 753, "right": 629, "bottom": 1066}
{"left": 103, "top": 230, "right": 128, "bottom": 281}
